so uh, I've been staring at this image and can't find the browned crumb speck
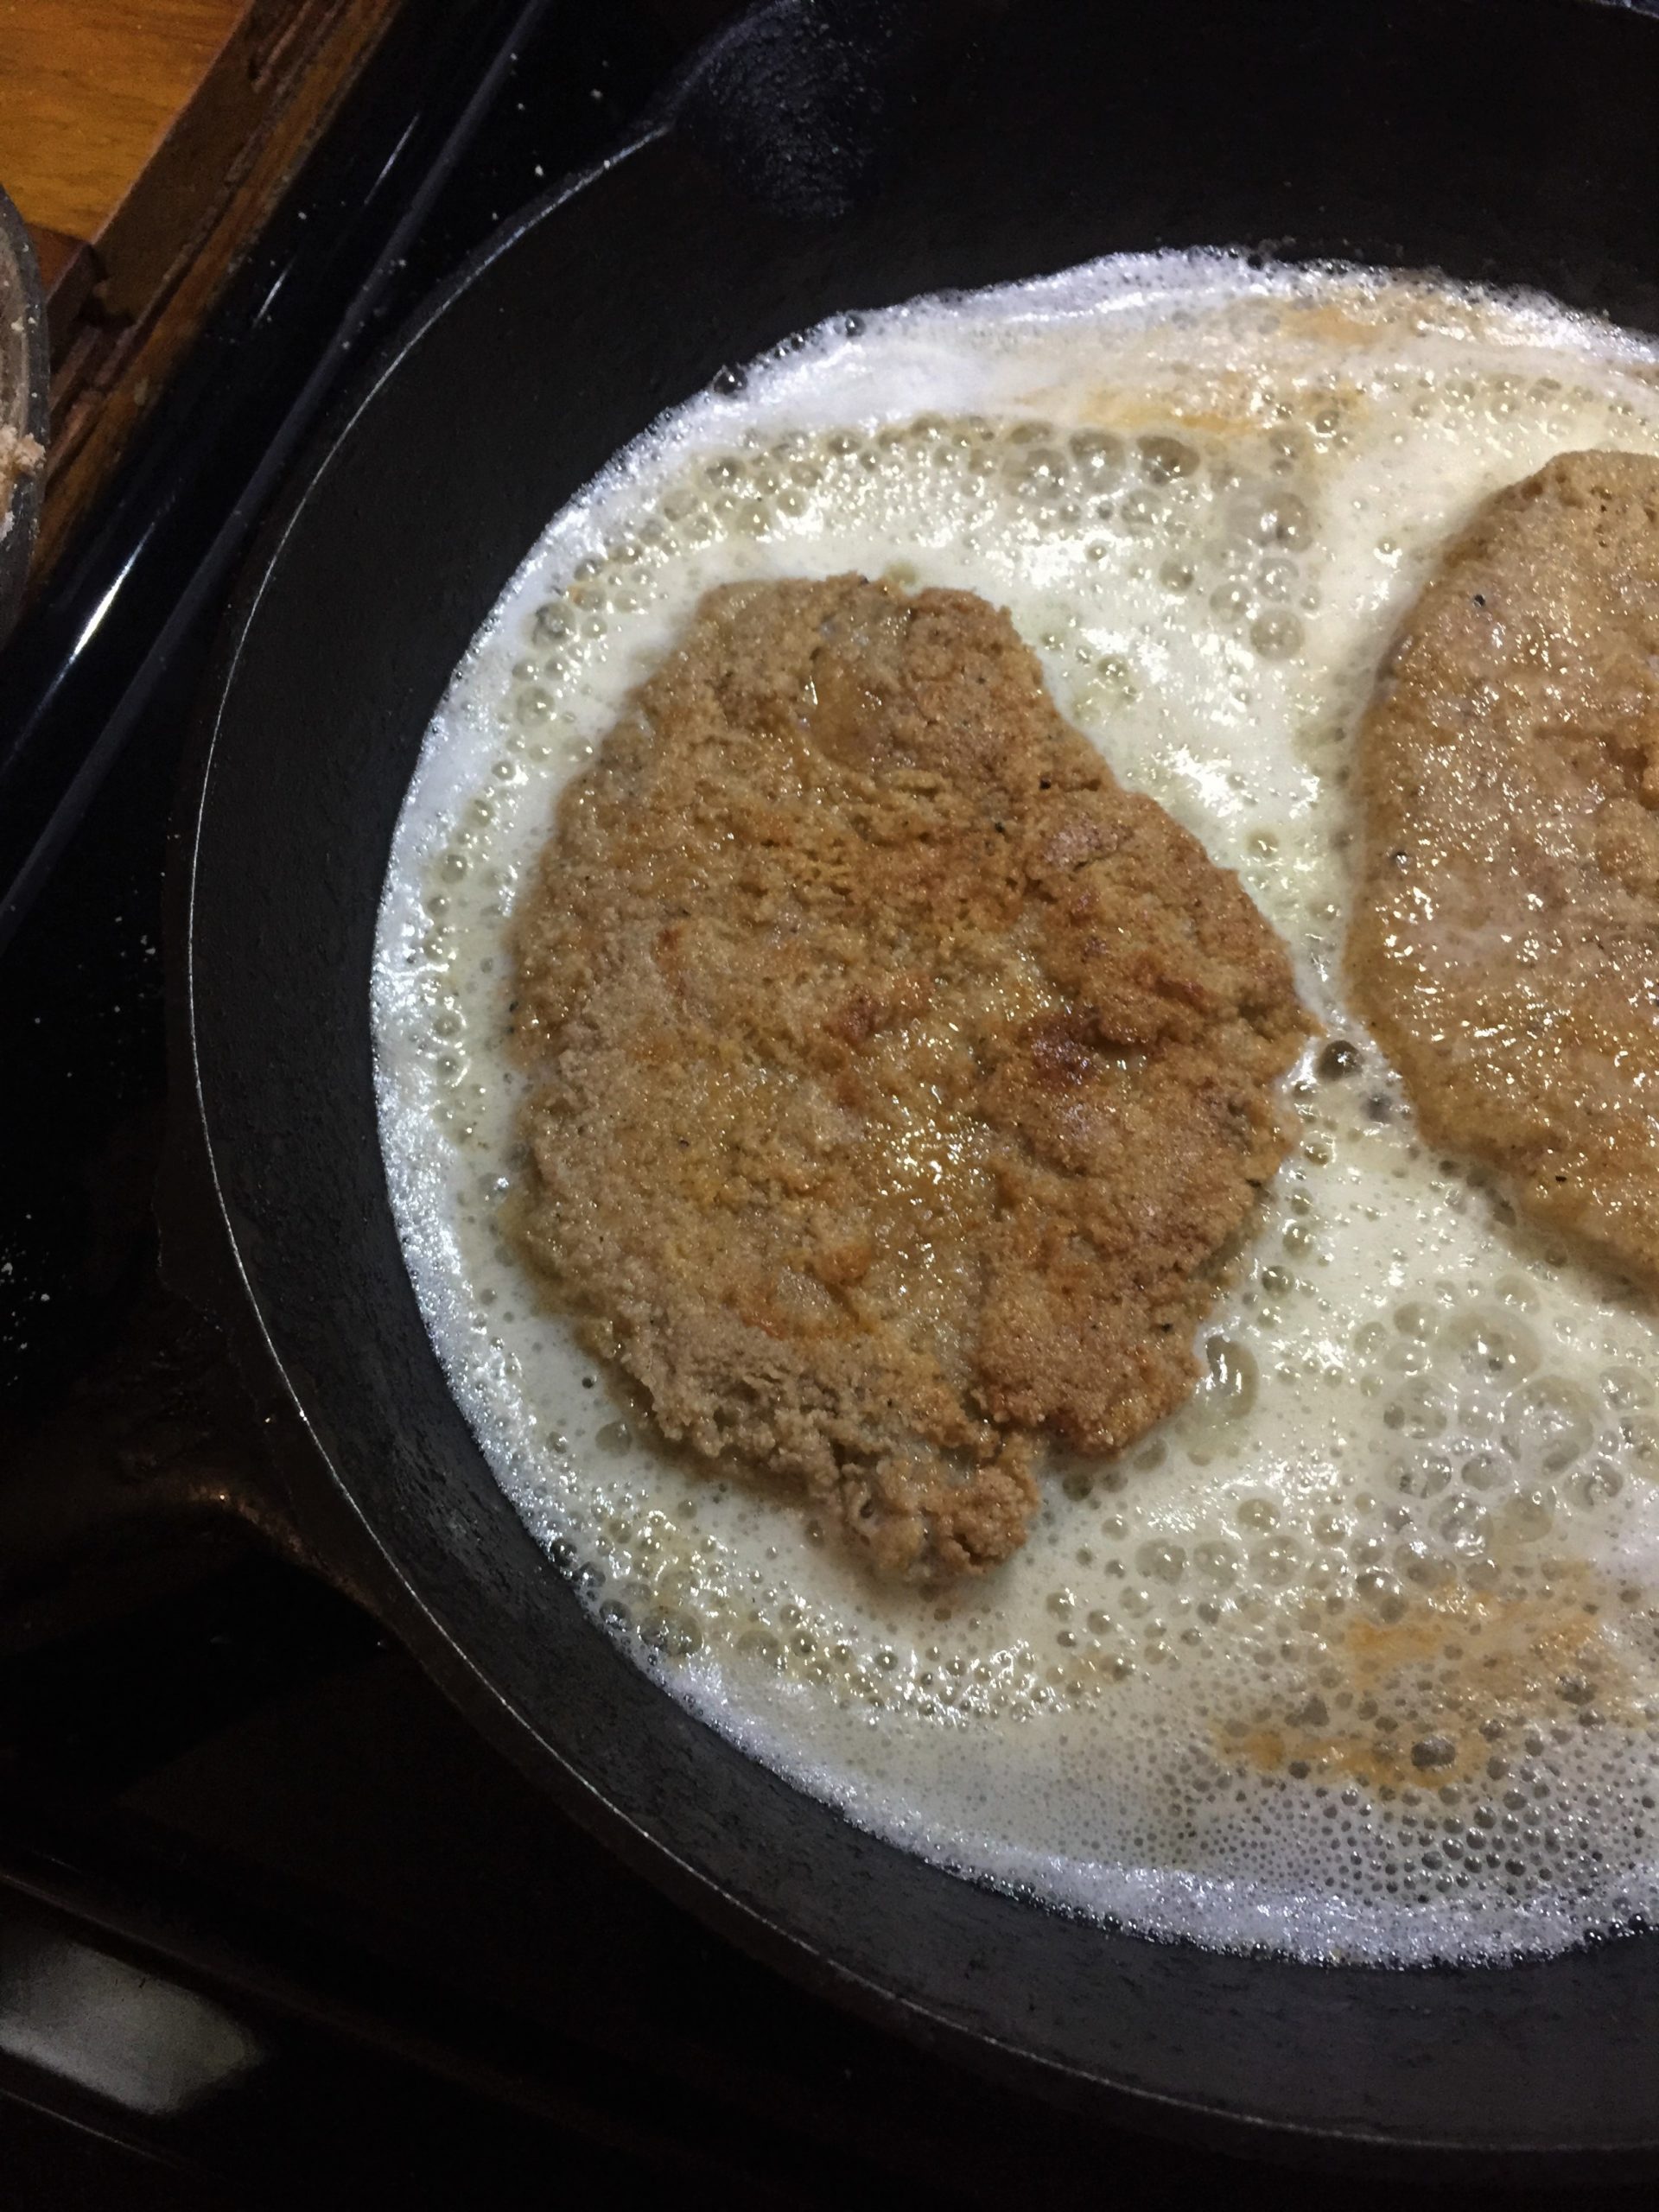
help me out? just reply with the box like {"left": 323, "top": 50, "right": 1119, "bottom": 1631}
{"left": 1348, "top": 449, "right": 1659, "bottom": 1285}
{"left": 511, "top": 575, "right": 1309, "bottom": 1579}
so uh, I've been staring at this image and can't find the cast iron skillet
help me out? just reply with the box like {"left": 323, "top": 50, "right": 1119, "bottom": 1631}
{"left": 175, "top": 0, "right": 1659, "bottom": 2176}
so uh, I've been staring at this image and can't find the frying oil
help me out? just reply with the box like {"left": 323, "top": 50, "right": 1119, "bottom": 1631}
{"left": 373, "top": 253, "right": 1659, "bottom": 1962}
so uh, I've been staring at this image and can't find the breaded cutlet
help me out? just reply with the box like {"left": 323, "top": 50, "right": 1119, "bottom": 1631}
{"left": 1349, "top": 450, "right": 1659, "bottom": 1285}
{"left": 512, "top": 575, "right": 1309, "bottom": 1578}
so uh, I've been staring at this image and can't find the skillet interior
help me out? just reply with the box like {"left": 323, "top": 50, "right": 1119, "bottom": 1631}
{"left": 181, "top": 0, "right": 1659, "bottom": 2169}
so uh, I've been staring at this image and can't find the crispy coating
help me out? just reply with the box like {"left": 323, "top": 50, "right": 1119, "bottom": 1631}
{"left": 512, "top": 576, "right": 1307, "bottom": 1578}
{"left": 1348, "top": 450, "right": 1659, "bottom": 1284}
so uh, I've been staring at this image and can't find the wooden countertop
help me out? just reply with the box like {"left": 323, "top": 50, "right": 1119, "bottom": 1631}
{"left": 4, "top": 3, "right": 250, "bottom": 252}
{"left": 3, "top": 0, "right": 403, "bottom": 577}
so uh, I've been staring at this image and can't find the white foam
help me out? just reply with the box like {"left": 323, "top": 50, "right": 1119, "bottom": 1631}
{"left": 372, "top": 251, "right": 1659, "bottom": 1963}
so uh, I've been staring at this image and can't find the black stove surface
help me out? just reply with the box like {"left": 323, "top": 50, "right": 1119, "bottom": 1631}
{"left": 1, "top": 4, "right": 1654, "bottom": 2204}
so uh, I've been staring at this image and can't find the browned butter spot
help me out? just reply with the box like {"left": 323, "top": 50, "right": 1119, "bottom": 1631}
{"left": 1223, "top": 1566, "right": 1645, "bottom": 1787}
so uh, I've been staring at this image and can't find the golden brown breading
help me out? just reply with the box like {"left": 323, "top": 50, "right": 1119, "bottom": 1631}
{"left": 1347, "top": 450, "right": 1659, "bottom": 1284}
{"left": 512, "top": 575, "right": 1308, "bottom": 1578}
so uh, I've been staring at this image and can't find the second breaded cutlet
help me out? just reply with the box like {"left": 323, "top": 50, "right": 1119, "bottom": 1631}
{"left": 1349, "top": 450, "right": 1659, "bottom": 1286}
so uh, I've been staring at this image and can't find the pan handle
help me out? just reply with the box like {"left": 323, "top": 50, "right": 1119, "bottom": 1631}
{"left": 657, "top": 0, "right": 1008, "bottom": 222}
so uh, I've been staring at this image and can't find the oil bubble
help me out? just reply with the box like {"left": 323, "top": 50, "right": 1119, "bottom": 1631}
{"left": 1067, "top": 429, "right": 1126, "bottom": 491}
{"left": 1138, "top": 434, "right": 1199, "bottom": 482}
{"left": 1249, "top": 609, "right": 1305, "bottom": 659}
{"left": 1503, "top": 1377, "right": 1595, "bottom": 1474}
{"left": 1445, "top": 1311, "right": 1541, "bottom": 1384}
{"left": 1246, "top": 492, "right": 1312, "bottom": 549}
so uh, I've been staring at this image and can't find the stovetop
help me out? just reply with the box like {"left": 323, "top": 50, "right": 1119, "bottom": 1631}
{"left": 0, "top": 4, "right": 1653, "bottom": 2203}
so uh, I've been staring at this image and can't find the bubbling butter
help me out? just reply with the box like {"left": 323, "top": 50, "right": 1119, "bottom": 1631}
{"left": 373, "top": 252, "right": 1659, "bottom": 1963}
